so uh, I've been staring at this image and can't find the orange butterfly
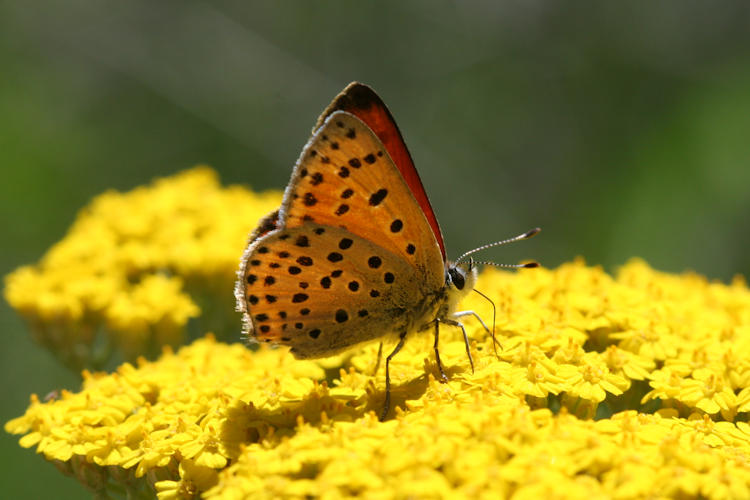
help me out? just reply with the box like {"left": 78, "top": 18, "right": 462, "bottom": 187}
{"left": 236, "top": 82, "right": 538, "bottom": 419}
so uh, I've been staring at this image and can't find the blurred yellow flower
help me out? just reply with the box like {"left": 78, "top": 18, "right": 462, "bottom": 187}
{"left": 5, "top": 170, "right": 750, "bottom": 498}
{"left": 155, "top": 459, "right": 219, "bottom": 500}
{"left": 4, "top": 167, "right": 282, "bottom": 370}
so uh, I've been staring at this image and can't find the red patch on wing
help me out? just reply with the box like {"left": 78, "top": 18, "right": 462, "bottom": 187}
{"left": 315, "top": 82, "right": 447, "bottom": 261}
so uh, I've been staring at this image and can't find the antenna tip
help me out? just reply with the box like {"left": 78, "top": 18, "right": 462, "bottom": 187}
{"left": 523, "top": 227, "right": 541, "bottom": 239}
{"left": 521, "top": 261, "right": 540, "bottom": 268}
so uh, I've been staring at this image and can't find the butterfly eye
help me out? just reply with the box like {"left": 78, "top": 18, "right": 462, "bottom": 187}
{"left": 447, "top": 267, "right": 466, "bottom": 290}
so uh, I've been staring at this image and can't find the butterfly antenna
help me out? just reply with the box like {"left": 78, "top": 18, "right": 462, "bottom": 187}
{"left": 472, "top": 288, "right": 500, "bottom": 358}
{"left": 455, "top": 227, "right": 541, "bottom": 265}
{"left": 473, "top": 261, "right": 539, "bottom": 269}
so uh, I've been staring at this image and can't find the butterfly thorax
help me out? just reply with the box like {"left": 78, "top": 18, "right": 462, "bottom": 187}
{"left": 410, "top": 260, "right": 477, "bottom": 337}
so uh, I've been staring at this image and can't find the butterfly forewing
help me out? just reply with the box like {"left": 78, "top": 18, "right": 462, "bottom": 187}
{"left": 314, "top": 83, "right": 447, "bottom": 260}
{"left": 281, "top": 111, "right": 443, "bottom": 274}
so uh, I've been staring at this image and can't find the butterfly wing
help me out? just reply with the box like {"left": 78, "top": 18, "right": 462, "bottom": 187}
{"left": 314, "top": 82, "right": 447, "bottom": 261}
{"left": 281, "top": 111, "right": 442, "bottom": 268}
{"left": 237, "top": 110, "right": 445, "bottom": 357}
{"left": 239, "top": 224, "right": 426, "bottom": 358}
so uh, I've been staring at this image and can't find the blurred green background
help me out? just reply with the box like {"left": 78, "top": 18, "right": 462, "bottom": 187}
{"left": 2, "top": 1, "right": 749, "bottom": 497}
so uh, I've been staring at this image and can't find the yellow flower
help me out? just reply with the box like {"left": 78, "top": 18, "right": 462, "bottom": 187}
{"left": 5, "top": 172, "right": 750, "bottom": 498}
{"left": 563, "top": 351, "right": 631, "bottom": 402}
{"left": 602, "top": 344, "right": 655, "bottom": 381}
{"left": 155, "top": 459, "right": 219, "bottom": 499}
{"left": 4, "top": 167, "right": 282, "bottom": 370}
{"left": 643, "top": 366, "right": 739, "bottom": 420}
{"left": 3, "top": 261, "right": 749, "bottom": 497}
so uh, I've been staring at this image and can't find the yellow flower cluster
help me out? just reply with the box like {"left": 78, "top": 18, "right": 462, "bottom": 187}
{"left": 7, "top": 258, "right": 750, "bottom": 498}
{"left": 4, "top": 167, "right": 281, "bottom": 369}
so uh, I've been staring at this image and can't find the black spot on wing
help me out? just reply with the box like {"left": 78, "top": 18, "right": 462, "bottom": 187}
{"left": 369, "top": 189, "right": 388, "bottom": 206}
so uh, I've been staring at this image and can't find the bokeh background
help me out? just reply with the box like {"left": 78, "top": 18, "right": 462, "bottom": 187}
{"left": 2, "top": 2, "right": 749, "bottom": 497}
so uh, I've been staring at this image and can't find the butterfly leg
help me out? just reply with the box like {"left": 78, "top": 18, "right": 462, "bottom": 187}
{"left": 453, "top": 309, "right": 501, "bottom": 357}
{"left": 432, "top": 320, "right": 449, "bottom": 383}
{"left": 372, "top": 341, "right": 383, "bottom": 376}
{"left": 439, "top": 318, "right": 475, "bottom": 374}
{"left": 453, "top": 310, "right": 490, "bottom": 333}
{"left": 380, "top": 332, "right": 407, "bottom": 421}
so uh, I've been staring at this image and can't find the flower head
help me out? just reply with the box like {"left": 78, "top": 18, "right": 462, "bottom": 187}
{"left": 4, "top": 167, "right": 282, "bottom": 369}
{"left": 6, "top": 172, "right": 750, "bottom": 498}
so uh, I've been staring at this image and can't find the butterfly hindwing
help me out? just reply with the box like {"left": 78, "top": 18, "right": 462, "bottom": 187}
{"left": 240, "top": 224, "right": 429, "bottom": 358}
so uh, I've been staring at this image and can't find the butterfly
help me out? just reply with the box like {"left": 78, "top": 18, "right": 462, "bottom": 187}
{"left": 236, "top": 82, "right": 538, "bottom": 420}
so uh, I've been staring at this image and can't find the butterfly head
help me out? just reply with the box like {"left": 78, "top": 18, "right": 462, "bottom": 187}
{"left": 443, "top": 228, "right": 541, "bottom": 316}
{"left": 444, "top": 258, "right": 478, "bottom": 312}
